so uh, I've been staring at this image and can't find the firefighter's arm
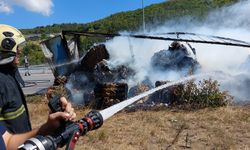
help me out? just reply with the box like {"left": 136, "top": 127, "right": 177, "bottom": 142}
{"left": 3, "top": 97, "right": 76, "bottom": 150}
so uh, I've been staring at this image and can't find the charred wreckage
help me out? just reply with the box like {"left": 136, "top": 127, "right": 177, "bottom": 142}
{"left": 40, "top": 31, "right": 250, "bottom": 109}
{"left": 19, "top": 31, "right": 250, "bottom": 150}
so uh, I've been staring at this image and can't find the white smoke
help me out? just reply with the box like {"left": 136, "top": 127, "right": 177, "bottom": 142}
{"left": 104, "top": 0, "right": 250, "bottom": 101}
{"left": 205, "top": 0, "right": 250, "bottom": 30}
{"left": 0, "top": 0, "right": 53, "bottom": 16}
{"left": 106, "top": 36, "right": 171, "bottom": 86}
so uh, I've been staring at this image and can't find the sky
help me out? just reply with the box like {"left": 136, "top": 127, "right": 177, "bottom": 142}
{"left": 0, "top": 0, "right": 165, "bottom": 29}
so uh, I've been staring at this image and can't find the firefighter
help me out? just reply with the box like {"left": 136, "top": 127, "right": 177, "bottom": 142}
{"left": 0, "top": 24, "right": 76, "bottom": 134}
{"left": 0, "top": 24, "right": 33, "bottom": 134}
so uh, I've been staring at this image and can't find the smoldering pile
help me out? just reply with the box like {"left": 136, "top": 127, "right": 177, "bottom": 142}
{"left": 47, "top": 41, "right": 204, "bottom": 111}
{"left": 48, "top": 44, "right": 133, "bottom": 109}
{"left": 43, "top": 0, "right": 250, "bottom": 111}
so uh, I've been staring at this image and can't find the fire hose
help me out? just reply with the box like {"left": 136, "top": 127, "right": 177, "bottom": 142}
{"left": 18, "top": 73, "right": 214, "bottom": 150}
{"left": 18, "top": 96, "right": 103, "bottom": 150}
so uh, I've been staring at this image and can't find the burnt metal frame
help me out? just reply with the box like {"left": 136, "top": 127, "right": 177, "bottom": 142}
{"left": 62, "top": 30, "right": 250, "bottom": 48}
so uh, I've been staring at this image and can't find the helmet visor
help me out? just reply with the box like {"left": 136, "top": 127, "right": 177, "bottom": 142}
{"left": 17, "top": 41, "right": 26, "bottom": 51}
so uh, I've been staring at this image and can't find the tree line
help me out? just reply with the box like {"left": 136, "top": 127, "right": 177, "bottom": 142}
{"left": 20, "top": 0, "right": 239, "bottom": 65}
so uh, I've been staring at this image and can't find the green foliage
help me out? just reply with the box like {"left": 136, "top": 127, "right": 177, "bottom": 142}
{"left": 173, "top": 79, "right": 233, "bottom": 110}
{"left": 20, "top": 42, "right": 45, "bottom": 65}
{"left": 41, "top": 33, "right": 48, "bottom": 40}
{"left": 20, "top": 0, "right": 240, "bottom": 62}
{"left": 20, "top": 0, "right": 239, "bottom": 34}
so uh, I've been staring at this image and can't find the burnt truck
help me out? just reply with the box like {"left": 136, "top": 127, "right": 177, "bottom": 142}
{"left": 40, "top": 31, "right": 250, "bottom": 108}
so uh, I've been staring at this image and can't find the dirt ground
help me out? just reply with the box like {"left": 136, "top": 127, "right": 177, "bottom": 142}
{"left": 27, "top": 96, "right": 250, "bottom": 150}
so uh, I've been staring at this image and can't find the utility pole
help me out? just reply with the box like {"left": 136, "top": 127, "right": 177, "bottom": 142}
{"left": 142, "top": 0, "right": 146, "bottom": 33}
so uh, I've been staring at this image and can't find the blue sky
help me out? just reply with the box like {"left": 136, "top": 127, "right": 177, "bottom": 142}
{"left": 0, "top": 0, "right": 165, "bottom": 29}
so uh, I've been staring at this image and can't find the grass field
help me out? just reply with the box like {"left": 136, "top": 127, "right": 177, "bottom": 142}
{"left": 27, "top": 95, "right": 250, "bottom": 149}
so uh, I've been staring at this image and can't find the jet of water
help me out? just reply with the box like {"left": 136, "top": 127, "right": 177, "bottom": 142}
{"left": 53, "top": 59, "right": 79, "bottom": 68}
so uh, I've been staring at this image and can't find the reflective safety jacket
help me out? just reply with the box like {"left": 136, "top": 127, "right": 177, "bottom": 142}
{"left": 0, "top": 125, "right": 6, "bottom": 150}
{"left": 0, "top": 66, "right": 31, "bottom": 133}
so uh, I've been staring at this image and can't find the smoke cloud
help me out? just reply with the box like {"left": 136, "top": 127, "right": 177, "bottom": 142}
{"left": 0, "top": 0, "right": 53, "bottom": 16}
{"left": 104, "top": 0, "right": 250, "bottom": 101}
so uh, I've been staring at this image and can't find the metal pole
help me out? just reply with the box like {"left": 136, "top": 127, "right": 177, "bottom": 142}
{"left": 142, "top": 0, "right": 146, "bottom": 33}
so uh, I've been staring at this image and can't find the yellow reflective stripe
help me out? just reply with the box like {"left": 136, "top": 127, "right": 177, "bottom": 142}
{"left": 0, "top": 105, "right": 26, "bottom": 120}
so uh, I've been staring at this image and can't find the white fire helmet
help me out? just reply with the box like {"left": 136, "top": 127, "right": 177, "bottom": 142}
{"left": 0, "top": 24, "right": 26, "bottom": 65}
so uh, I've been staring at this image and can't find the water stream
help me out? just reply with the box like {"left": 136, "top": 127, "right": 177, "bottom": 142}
{"left": 53, "top": 59, "right": 79, "bottom": 68}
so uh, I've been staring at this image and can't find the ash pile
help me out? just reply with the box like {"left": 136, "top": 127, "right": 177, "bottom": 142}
{"left": 41, "top": 35, "right": 200, "bottom": 110}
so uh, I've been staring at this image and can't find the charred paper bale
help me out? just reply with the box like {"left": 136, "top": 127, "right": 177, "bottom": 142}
{"left": 46, "top": 85, "right": 72, "bottom": 104}
{"left": 93, "top": 61, "right": 115, "bottom": 83}
{"left": 78, "top": 44, "right": 110, "bottom": 72}
{"left": 58, "top": 44, "right": 110, "bottom": 106}
{"left": 53, "top": 76, "right": 68, "bottom": 86}
{"left": 128, "top": 79, "right": 153, "bottom": 103}
{"left": 94, "top": 83, "right": 128, "bottom": 109}
{"left": 47, "top": 76, "right": 71, "bottom": 104}
{"left": 148, "top": 80, "right": 184, "bottom": 105}
{"left": 114, "top": 65, "right": 136, "bottom": 81}
{"left": 151, "top": 41, "right": 200, "bottom": 75}
{"left": 93, "top": 60, "right": 136, "bottom": 83}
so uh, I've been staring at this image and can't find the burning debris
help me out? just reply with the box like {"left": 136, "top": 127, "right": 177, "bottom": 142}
{"left": 93, "top": 60, "right": 135, "bottom": 83}
{"left": 67, "top": 44, "right": 134, "bottom": 107}
{"left": 149, "top": 81, "right": 184, "bottom": 105}
{"left": 40, "top": 31, "right": 250, "bottom": 111}
{"left": 94, "top": 83, "right": 128, "bottom": 109}
{"left": 128, "top": 78, "right": 153, "bottom": 100}
{"left": 46, "top": 83, "right": 70, "bottom": 102}
{"left": 77, "top": 44, "right": 110, "bottom": 73}
{"left": 42, "top": 40, "right": 132, "bottom": 108}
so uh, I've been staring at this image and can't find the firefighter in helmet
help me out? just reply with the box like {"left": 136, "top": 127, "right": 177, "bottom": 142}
{"left": 0, "top": 24, "right": 31, "bottom": 134}
{"left": 0, "top": 24, "right": 76, "bottom": 134}
{"left": 0, "top": 24, "right": 26, "bottom": 65}
{"left": 0, "top": 25, "right": 76, "bottom": 149}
